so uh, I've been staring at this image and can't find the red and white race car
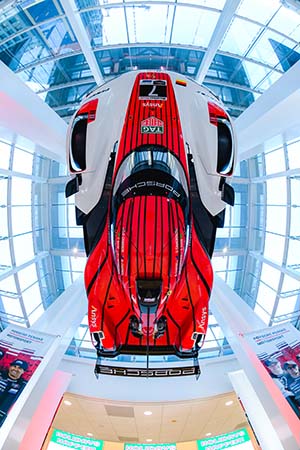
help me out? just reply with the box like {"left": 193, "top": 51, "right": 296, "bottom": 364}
{"left": 66, "top": 71, "right": 236, "bottom": 377}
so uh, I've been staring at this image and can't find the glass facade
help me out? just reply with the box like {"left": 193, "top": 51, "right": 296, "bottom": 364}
{"left": 1, "top": 0, "right": 300, "bottom": 120}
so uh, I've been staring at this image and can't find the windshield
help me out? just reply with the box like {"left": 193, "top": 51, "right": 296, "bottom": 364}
{"left": 113, "top": 145, "right": 189, "bottom": 198}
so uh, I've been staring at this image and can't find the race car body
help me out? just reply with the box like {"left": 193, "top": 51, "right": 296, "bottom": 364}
{"left": 66, "top": 71, "right": 236, "bottom": 375}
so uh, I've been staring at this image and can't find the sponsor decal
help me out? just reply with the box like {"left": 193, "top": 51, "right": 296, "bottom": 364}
{"left": 141, "top": 117, "right": 164, "bottom": 134}
{"left": 90, "top": 305, "right": 98, "bottom": 329}
{"left": 142, "top": 102, "right": 163, "bottom": 108}
{"left": 198, "top": 306, "right": 208, "bottom": 331}
{"left": 94, "top": 365, "right": 200, "bottom": 378}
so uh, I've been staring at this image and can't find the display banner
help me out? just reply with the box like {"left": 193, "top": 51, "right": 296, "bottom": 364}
{"left": 0, "top": 325, "right": 56, "bottom": 428}
{"left": 48, "top": 429, "right": 104, "bottom": 449}
{"left": 244, "top": 323, "right": 300, "bottom": 419}
{"left": 125, "top": 444, "right": 176, "bottom": 450}
{"left": 197, "top": 428, "right": 254, "bottom": 450}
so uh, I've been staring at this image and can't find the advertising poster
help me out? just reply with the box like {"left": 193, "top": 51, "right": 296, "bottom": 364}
{"left": 0, "top": 325, "right": 56, "bottom": 427}
{"left": 244, "top": 323, "right": 300, "bottom": 419}
{"left": 197, "top": 428, "right": 254, "bottom": 450}
{"left": 47, "top": 429, "right": 103, "bottom": 450}
{"left": 125, "top": 444, "right": 176, "bottom": 450}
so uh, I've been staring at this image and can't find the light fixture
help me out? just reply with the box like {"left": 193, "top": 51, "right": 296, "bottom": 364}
{"left": 144, "top": 410, "right": 152, "bottom": 416}
{"left": 225, "top": 400, "right": 233, "bottom": 406}
{"left": 222, "top": 246, "right": 228, "bottom": 253}
{"left": 146, "top": 439, "right": 153, "bottom": 442}
{"left": 64, "top": 400, "right": 72, "bottom": 406}
{"left": 73, "top": 247, "right": 78, "bottom": 254}
{"left": 87, "top": 433, "right": 93, "bottom": 437}
{"left": 205, "top": 433, "right": 212, "bottom": 437}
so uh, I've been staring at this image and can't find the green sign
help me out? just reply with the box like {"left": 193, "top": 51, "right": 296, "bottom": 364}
{"left": 125, "top": 443, "right": 176, "bottom": 450}
{"left": 141, "top": 125, "right": 164, "bottom": 134}
{"left": 197, "top": 428, "right": 252, "bottom": 450}
{"left": 50, "top": 429, "right": 103, "bottom": 449}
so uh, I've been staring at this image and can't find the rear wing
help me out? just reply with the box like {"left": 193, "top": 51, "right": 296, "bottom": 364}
{"left": 94, "top": 358, "right": 201, "bottom": 380}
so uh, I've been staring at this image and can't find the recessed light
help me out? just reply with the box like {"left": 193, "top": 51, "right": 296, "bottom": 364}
{"left": 144, "top": 411, "right": 152, "bottom": 416}
{"left": 64, "top": 400, "right": 72, "bottom": 406}
{"left": 87, "top": 433, "right": 93, "bottom": 437}
{"left": 225, "top": 400, "right": 233, "bottom": 406}
{"left": 205, "top": 433, "right": 212, "bottom": 437}
{"left": 146, "top": 439, "right": 152, "bottom": 442}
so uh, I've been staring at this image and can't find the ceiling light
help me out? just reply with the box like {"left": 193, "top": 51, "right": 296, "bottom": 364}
{"left": 64, "top": 400, "right": 72, "bottom": 406}
{"left": 146, "top": 439, "right": 153, "bottom": 442}
{"left": 87, "top": 433, "right": 93, "bottom": 437}
{"left": 144, "top": 410, "right": 152, "bottom": 416}
{"left": 205, "top": 433, "right": 212, "bottom": 437}
{"left": 225, "top": 400, "right": 233, "bottom": 406}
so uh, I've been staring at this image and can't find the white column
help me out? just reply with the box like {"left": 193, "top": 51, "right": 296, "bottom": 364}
{"left": 235, "top": 60, "right": 300, "bottom": 161}
{"left": 195, "top": 0, "right": 242, "bottom": 84}
{"left": 59, "top": 0, "right": 104, "bottom": 86}
{"left": 210, "top": 275, "right": 300, "bottom": 450}
{"left": 1, "top": 277, "right": 87, "bottom": 450}
{"left": 0, "top": 61, "right": 67, "bottom": 162}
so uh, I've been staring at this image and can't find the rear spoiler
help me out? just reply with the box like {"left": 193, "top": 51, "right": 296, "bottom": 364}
{"left": 94, "top": 359, "right": 201, "bottom": 380}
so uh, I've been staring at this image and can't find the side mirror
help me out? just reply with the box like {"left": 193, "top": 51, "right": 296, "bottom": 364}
{"left": 65, "top": 175, "right": 80, "bottom": 198}
{"left": 222, "top": 182, "right": 235, "bottom": 206}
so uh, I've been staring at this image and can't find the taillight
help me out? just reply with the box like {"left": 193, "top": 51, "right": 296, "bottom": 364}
{"left": 76, "top": 98, "right": 98, "bottom": 123}
{"left": 208, "top": 101, "right": 228, "bottom": 126}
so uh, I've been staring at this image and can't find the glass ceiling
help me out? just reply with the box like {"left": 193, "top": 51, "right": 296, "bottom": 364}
{"left": 1, "top": 0, "right": 300, "bottom": 120}
{"left": 0, "top": 0, "right": 300, "bottom": 362}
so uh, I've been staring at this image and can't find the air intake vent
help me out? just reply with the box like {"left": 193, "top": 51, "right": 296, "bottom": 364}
{"left": 105, "top": 405, "right": 134, "bottom": 417}
{"left": 118, "top": 436, "right": 139, "bottom": 442}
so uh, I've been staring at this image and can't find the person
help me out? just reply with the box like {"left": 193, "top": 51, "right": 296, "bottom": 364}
{"left": 0, "top": 359, "right": 28, "bottom": 427}
{"left": 284, "top": 360, "right": 300, "bottom": 379}
{"left": 264, "top": 358, "right": 291, "bottom": 393}
{"left": 284, "top": 361, "right": 300, "bottom": 406}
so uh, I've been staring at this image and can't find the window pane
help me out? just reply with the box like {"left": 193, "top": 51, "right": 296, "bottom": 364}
{"left": 22, "top": 283, "right": 42, "bottom": 315}
{"left": 265, "top": 148, "right": 285, "bottom": 174}
{"left": 11, "top": 178, "right": 32, "bottom": 205}
{"left": 18, "top": 264, "right": 38, "bottom": 291}
{"left": 13, "top": 148, "right": 33, "bottom": 175}
{"left": 11, "top": 206, "right": 32, "bottom": 235}
{"left": 260, "top": 263, "right": 280, "bottom": 290}
{"left": 287, "top": 140, "right": 300, "bottom": 169}
{"left": 266, "top": 206, "right": 286, "bottom": 235}
{"left": 13, "top": 233, "right": 34, "bottom": 265}
{"left": 220, "top": 18, "right": 261, "bottom": 55}
{"left": 266, "top": 177, "right": 286, "bottom": 205}
{"left": 0, "top": 141, "right": 11, "bottom": 169}
{"left": 264, "top": 232, "right": 285, "bottom": 264}
{"left": 1, "top": 296, "right": 23, "bottom": 319}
